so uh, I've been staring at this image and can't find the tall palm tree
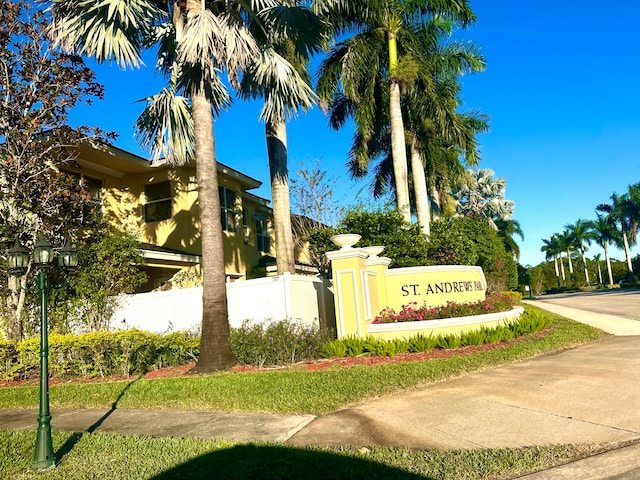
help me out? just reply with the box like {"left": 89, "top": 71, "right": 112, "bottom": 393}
{"left": 565, "top": 219, "right": 596, "bottom": 286}
{"left": 541, "top": 236, "right": 562, "bottom": 287}
{"left": 315, "top": 0, "right": 476, "bottom": 223}
{"left": 49, "top": 0, "right": 312, "bottom": 372}
{"left": 324, "top": 19, "right": 486, "bottom": 236}
{"left": 587, "top": 214, "right": 622, "bottom": 286}
{"left": 555, "top": 229, "right": 575, "bottom": 285}
{"left": 592, "top": 253, "right": 603, "bottom": 285}
{"left": 597, "top": 191, "right": 637, "bottom": 281}
{"left": 401, "top": 22, "right": 486, "bottom": 235}
{"left": 239, "top": 7, "right": 321, "bottom": 274}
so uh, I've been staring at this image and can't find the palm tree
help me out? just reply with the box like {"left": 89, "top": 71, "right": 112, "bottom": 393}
{"left": 555, "top": 229, "right": 575, "bottom": 285}
{"left": 452, "top": 168, "right": 514, "bottom": 228}
{"left": 49, "top": 0, "right": 311, "bottom": 372}
{"left": 565, "top": 219, "right": 596, "bottom": 286}
{"left": 324, "top": 19, "right": 486, "bottom": 236}
{"left": 592, "top": 253, "right": 603, "bottom": 285}
{"left": 402, "top": 24, "right": 486, "bottom": 235}
{"left": 315, "top": 0, "right": 476, "bottom": 223}
{"left": 239, "top": 7, "right": 321, "bottom": 274}
{"left": 495, "top": 218, "right": 524, "bottom": 260}
{"left": 587, "top": 214, "right": 622, "bottom": 286}
{"left": 597, "top": 191, "right": 637, "bottom": 282}
{"left": 541, "top": 236, "right": 562, "bottom": 287}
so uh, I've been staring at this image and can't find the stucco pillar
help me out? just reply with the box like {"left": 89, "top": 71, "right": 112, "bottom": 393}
{"left": 365, "top": 254, "right": 391, "bottom": 322}
{"left": 326, "top": 247, "right": 369, "bottom": 338}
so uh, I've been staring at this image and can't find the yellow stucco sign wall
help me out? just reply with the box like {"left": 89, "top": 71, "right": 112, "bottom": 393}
{"left": 326, "top": 237, "right": 489, "bottom": 339}
{"left": 384, "top": 265, "right": 486, "bottom": 312}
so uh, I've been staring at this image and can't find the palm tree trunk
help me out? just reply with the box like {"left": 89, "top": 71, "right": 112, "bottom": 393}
{"left": 566, "top": 249, "right": 574, "bottom": 275}
{"left": 597, "top": 259, "right": 603, "bottom": 284}
{"left": 553, "top": 256, "right": 560, "bottom": 288}
{"left": 604, "top": 242, "right": 614, "bottom": 286}
{"left": 410, "top": 135, "right": 430, "bottom": 236}
{"left": 387, "top": 31, "right": 410, "bottom": 223}
{"left": 429, "top": 184, "right": 441, "bottom": 220}
{"left": 623, "top": 231, "right": 634, "bottom": 277}
{"left": 191, "top": 83, "right": 236, "bottom": 372}
{"left": 266, "top": 119, "right": 295, "bottom": 274}
{"left": 581, "top": 246, "right": 590, "bottom": 286}
{"left": 558, "top": 252, "right": 566, "bottom": 285}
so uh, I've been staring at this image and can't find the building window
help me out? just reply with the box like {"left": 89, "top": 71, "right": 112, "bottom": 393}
{"left": 82, "top": 175, "right": 103, "bottom": 200}
{"left": 219, "top": 186, "right": 239, "bottom": 233}
{"left": 144, "top": 181, "right": 172, "bottom": 223}
{"left": 256, "top": 218, "right": 270, "bottom": 252}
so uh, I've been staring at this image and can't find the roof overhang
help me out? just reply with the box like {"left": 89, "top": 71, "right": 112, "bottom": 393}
{"left": 140, "top": 248, "right": 201, "bottom": 267}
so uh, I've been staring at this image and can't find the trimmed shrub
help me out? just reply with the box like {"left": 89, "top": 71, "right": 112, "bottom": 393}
{"left": 229, "top": 320, "right": 332, "bottom": 367}
{"left": 0, "top": 330, "right": 199, "bottom": 381}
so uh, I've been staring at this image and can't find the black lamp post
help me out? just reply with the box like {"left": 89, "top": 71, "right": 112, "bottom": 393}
{"left": 7, "top": 238, "right": 78, "bottom": 472}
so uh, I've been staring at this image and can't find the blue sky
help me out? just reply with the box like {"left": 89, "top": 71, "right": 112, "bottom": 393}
{"left": 68, "top": 1, "right": 640, "bottom": 268}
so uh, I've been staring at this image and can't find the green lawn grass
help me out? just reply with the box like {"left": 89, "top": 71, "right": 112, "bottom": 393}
{"left": 0, "top": 309, "right": 606, "bottom": 415}
{"left": 0, "top": 429, "right": 620, "bottom": 480}
{"left": 0, "top": 308, "right": 614, "bottom": 479}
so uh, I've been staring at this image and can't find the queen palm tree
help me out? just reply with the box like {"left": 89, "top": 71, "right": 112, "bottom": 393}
{"left": 49, "top": 0, "right": 315, "bottom": 371}
{"left": 315, "top": 0, "right": 476, "bottom": 223}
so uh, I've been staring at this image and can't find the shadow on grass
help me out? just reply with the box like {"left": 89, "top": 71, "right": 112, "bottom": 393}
{"left": 54, "top": 379, "right": 138, "bottom": 463}
{"left": 150, "top": 444, "right": 431, "bottom": 479}
{"left": 87, "top": 378, "right": 138, "bottom": 434}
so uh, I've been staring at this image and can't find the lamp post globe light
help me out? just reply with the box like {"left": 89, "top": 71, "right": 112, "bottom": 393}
{"left": 7, "top": 237, "right": 78, "bottom": 472}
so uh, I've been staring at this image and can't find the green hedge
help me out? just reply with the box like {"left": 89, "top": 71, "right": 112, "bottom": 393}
{"left": 0, "top": 330, "right": 199, "bottom": 381}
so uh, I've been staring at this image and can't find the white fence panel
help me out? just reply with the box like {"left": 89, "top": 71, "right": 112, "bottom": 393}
{"left": 111, "top": 273, "right": 334, "bottom": 334}
{"left": 112, "top": 287, "right": 202, "bottom": 334}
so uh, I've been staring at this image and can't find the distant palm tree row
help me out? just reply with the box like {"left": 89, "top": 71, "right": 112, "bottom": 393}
{"left": 541, "top": 182, "right": 640, "bottom": 288}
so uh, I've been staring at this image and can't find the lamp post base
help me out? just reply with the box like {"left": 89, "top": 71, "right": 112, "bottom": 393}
{"left": 32, "top": 415, "right": 55, "bottom": 471}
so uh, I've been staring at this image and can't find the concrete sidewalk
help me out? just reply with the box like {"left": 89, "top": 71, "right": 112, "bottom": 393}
{"left": 522, "top": 297, "right": 640, "bottom": 336}
{"left": 3, "top": 295, "right": 640, "bottom": 478}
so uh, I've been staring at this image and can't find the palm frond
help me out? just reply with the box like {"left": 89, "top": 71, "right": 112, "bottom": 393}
{"left": 179, "top": 9, "right": 259, "bottom": 89}
{"left": 48, "top": 0, "right": 162, "bottom": 68}
{"left": 134, "top": 84, "right": 194, "bottom": 165}
{"left": 258, "top": 4, "right": 323, "bottom": 59}
{"left": 239, "top": 47, "right": 316, "bottom": 123}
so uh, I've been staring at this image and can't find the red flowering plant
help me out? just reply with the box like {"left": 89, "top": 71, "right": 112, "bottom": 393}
{"left": 372, "top": 292, "right": 518, "bottom": 324}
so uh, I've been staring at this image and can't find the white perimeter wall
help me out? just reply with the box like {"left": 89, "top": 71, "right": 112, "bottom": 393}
{"left": 110, "top": 273, "right": 335, "bottom": 334}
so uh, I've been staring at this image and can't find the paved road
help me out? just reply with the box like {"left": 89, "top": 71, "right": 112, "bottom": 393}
{"left": 531, "top": 289, "right": 640, "bottom": 321}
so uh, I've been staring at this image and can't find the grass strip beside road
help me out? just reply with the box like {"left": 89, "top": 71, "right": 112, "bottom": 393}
{"left": 0, "top": 429, "right": 621, "bottom": 480}
{"left": 0, "top": 309, "right": 606, "bottom": 415}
